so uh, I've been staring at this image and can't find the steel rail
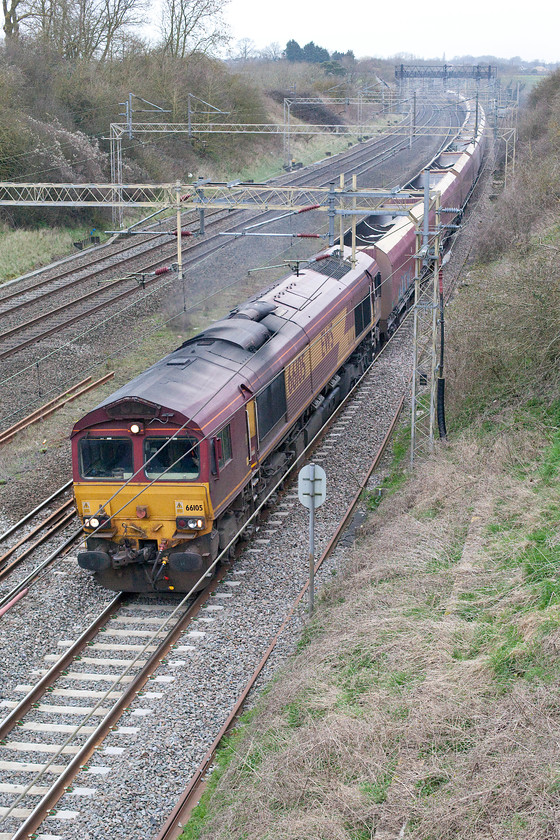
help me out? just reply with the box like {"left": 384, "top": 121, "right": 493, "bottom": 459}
{"left": 0, "top": 592, "right": 124, "bottom": 741}
{"left": 0, "top": 481, "right": 72, "bottom": 544}
{"left": 0, "top": 375, "right": 92, "bottom": 437}
{"left": 0, "top": 372, "right": 114, "bottom": 443}
{"left": 0, "top": 527, "right": 81, "bottom": 611}
{"left": 0, "top": 274, "right": 145, "bottom": 343}
{"left": 0, "top": 500, "right": 75, "bottom": 571}
{"left": 0, "top": 508, "right": 77, "bottom": 581}
{"left": 0, "top": 208, "right": 227, "bottom": 312}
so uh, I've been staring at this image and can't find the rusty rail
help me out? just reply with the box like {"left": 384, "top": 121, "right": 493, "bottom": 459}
{"left": 0, "top": 372, "right": 115, "bottom": 444}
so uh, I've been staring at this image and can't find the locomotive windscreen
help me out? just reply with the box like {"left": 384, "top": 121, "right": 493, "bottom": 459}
{"left": 143, "top": 437, "right": 199, "bottom": 480}
{"left": 79, "top": 437, "right": 133, "bottom": 480}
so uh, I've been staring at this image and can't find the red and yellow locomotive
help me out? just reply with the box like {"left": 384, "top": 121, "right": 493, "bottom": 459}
{"left": 72, "top": 99, "right": 485, "bottom": 593}
{"left": 72, "top": 248, "right": 379, "bottom": 591}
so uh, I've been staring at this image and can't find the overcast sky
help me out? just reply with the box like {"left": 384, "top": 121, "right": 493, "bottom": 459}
{"left": 222, "top": 0, "right": 558, "bottom": 64}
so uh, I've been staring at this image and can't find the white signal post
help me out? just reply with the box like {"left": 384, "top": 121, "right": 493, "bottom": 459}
{"left": 298, "top": 463, "right": 327, "bottom": 615}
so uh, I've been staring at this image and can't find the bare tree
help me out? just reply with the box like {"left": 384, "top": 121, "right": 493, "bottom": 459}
{"left": 2, "top": 0, "right": 34, "bottom": 39}
{"left": 230, "top": 37, "right": 255, "bottom": 61}
{"left": 259, "top": 42, "right": 282, "bottom": 61}
{"left": 160, "top": 0, "right": 229, "bottom": 59}
{"left": 15, "top": 0, "right": 146, "bottom": 58}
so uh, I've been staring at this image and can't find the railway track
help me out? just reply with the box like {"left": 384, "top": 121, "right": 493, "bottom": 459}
{"left": 156, "top": 394, "right": 408, "bottom": 840}
{"left": 0, "top": 482, "right": 79, "bottom": 607}
{"left": 0, "top": 102, "right": 466, "bottom": 838}
{"left": 0, "top": 102, "right": 454, "bottom": 455}
{"left": 0, "top": 581, "right": 227, "bottom": 840}
{"left": 0, "top": 298, "right": 416, "bottom": 839}
{"left": 0, "top": 110, "right": 417, "bottom": 308}
{"left": 153, "top": 175, "right": 490, "bottom": 836}
{"left": 0, "top": 105, "right": 444, "bottom": 368}
{"left": 0, "top": 239, "right": 466, "bottom": 836}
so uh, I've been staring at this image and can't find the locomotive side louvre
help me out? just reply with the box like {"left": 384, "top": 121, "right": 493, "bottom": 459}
{"left": 207, "top": 254, "right": 381, "bottom": 540}
{"left": 247, "top": 250, "right": 378, "bottom": 458}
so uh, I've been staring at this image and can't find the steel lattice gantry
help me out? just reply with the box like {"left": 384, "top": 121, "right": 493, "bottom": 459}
{"left": 0, "top": 181, "right": 424, "bottom": 214}
{"left": 395, "top": 64, "right": 497, "bottom": 81}
{"left": 108, "top": 120, "right": 457, "bottom": 138}
{"left": 0, "top": 174, "right": 451, "bottom": 466}
{"left": 0, "top": 179, "right": 425, "bottom": 276}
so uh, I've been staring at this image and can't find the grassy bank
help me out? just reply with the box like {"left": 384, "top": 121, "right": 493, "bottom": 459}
{"left": 0, "top": 223, "right": 106, "bottom": 284}
{"left": 180, "top": 404, "right": 560, "bottom": 840}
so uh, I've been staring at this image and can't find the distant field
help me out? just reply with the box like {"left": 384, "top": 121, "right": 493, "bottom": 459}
{"left": 0, "top": 225, "right": 97, "bottom": 284}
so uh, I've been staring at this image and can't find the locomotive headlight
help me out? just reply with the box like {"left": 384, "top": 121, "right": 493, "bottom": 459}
{"left": 130, "top": 423, "right": 143, "bottom": 434}
{"left": 84, "top": 514, "right": 112, "bottom": 531}
{"left": 175, "top": 516, "right": 206, "bottom": 532}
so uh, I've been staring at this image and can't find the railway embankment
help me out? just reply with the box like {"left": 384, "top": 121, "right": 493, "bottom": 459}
{"left": 179, "top": 74, "right": 560, "bottom": 840}
{"left": 185, "top": 399, "right": 560, "bottom": 840}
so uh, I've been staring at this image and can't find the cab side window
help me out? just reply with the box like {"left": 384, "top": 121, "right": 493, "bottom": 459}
{"left": 212, "top": 424, "right": 233, "bottom": 474}
{"left": 218, "top": 424, "right": 232, "bottom": 468}
{"left": 354, "top": 294, "right": 372, "bottom": 336}
{"left": 256, "top": 372, "right": 287, "bottom": 441}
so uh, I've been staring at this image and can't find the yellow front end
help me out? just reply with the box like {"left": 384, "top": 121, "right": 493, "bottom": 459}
{"left": 74, "top": 481, "right": 213, "bottom": 546}
{"left": 74, "top": 482, "right": 219, "bottom": 593}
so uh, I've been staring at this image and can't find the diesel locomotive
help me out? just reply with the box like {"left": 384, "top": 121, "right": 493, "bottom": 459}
{"left": 72, "top": 98, "right": 485, "bottom": 593}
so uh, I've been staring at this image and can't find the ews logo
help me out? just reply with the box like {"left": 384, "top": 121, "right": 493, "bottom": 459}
{"left": 287, "top": 355, "right": 307, "bottom": 396}
{"left": 320, "top": 326, "right": 334, "bottom": 358}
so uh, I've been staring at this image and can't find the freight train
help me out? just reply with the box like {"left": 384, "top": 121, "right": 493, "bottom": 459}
{"left": 72, "top": 97, "right": 485, "bottom": 593}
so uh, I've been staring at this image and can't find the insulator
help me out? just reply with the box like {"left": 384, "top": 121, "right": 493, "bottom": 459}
{"left": 297, "top": 204, "right": 321, "bottom": 213}
{"left": 297, "top": 233, "right": 320, "bottom": 239}
{"left": 154, "top": 267, "right": 171, "bottom": 276}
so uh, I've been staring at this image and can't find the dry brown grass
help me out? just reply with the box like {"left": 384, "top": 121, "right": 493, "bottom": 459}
{"left": 189, "top": 424, "right": 560, "bottom": 840}
{"left": 182, "top": 84, "right": 560, "bottom": 839}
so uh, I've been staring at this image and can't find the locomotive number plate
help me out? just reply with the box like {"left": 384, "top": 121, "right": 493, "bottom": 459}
{"left": 175, "top": 501, "right": 204, "bottom": 514}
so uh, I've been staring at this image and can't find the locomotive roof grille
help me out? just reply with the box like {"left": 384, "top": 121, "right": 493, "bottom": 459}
{"left": 312, "top": 257, "right": 353, "bottom": 280}
{"left": 105, "top": 398, "right": 160, "bottom": 419}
